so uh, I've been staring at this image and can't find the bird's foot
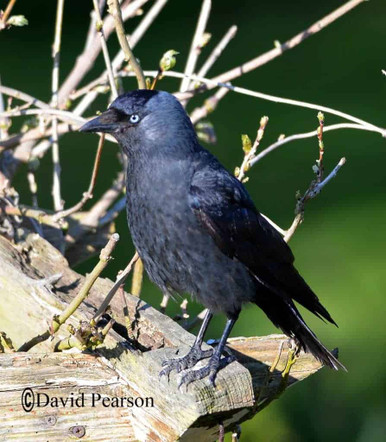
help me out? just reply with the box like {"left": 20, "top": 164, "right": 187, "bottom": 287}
{"left": 159, "top": 345, "right": 213, "bottom": 379}
{"left": 178, "top": 353, "right": 236, "bottom": 389}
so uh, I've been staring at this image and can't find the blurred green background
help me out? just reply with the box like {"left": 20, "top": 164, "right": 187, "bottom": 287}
{"left": 1, "top": 0, "right": 385, "bottom": 440}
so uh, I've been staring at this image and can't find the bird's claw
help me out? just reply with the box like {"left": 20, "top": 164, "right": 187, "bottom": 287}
{"left": 159, "top": 346, "right": 213, "bottom": 380}
{"left": 178, "top": 354, "right": 236, "bottom": 389}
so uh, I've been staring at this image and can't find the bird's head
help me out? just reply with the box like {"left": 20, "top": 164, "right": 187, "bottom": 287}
{"left": 79, "top": 90, "right": 198, "bottom": 157}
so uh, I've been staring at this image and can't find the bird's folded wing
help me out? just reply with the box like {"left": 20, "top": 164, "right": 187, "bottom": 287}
{"left": 188, "top": 151, "right": 335, "bottom": 324}
{"left": 188, "top": 153, "right": 294, "bottom": 267}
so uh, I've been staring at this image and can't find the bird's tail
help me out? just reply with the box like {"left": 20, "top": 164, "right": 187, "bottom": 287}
{"left": 254, "top": 289, "right": 346, "bottom": 371}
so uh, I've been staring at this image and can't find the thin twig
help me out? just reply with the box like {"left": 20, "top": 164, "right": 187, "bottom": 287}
{"left": 111, "top": 0, "right": 168, "bottom": 72}
{"left": 195, "top": 24, "right": 237, "bottom": 80}
{"left": 98, "top": 195, "right": 125, "bottom": 226}
{"left": 180, "top": 0, "right": 212, "bottom": 93}
{"left": 236, "top": 116, "right": 269, "bottom": 183}
{"left": 0, "top": 85, "right": 50, "bottom": 110}
{"left": 92, "top": 0, "right": 118, "bottom": 98}
{"left": 18, "top": 234, "right": 120, "bottom": 352}
{"left": 26, "top": 170, "right": 39, "bottom": 207}
{"left": 52, "top": 134, "right": 105, "bottom": 221}
{"left": 260, "top": 214, "right": 286, "bottom": 236}
{"left": 0, "top": 0, "right": 17, "bottom": 26}
{"left": 108, "top": 0, "right": 146, "bottom": 89}
{"left": 0, "top": 332, "right": 15, "bottom": 352}
{"left": 283, "top": 114, "right": 346, "bottom": 243}
{"left": 121, "top": 284, "right": 136, "bottom": 340}
{"left": 251, "top": 123, "right": 378, "bottom": 166}
{"left": 2, "top": 204, "right": 67, "bottom": 229}
{"left": 93, "top": 252, "right": 139, "bottom": 322}
{"left": 1, "top": 122, "right": 73, "bottom": 152}
{"left": 0, "top": 81, "right": 10, "bottom": 141}
{"left": 190, "top": 87, "right": 229, "bottom": 125}
{"left": 84, "top": 0, "right": 102, "bottom": 52}
{"left": 51, "top": 0, "right": 65, "bottom": 211}
{"left": 307, "top": 157, "right": 347, "bottom": 200}
{"left": 0, "top": 108, "right": 86, "bottom": 126}
{"left": 130, "top": 258, "right": 144, "bottom": 297}
{"left": 65, "top": 172, "right": 124, "bottom": 246}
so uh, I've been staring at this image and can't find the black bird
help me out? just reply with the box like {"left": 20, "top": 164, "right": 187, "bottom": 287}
{"left": 80, "top": 90, "right": 345, "bottom": 386}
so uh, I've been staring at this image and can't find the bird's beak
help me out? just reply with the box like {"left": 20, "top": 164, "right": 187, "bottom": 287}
{"left": 79, "top": 109, "right": 119, "bottom": 133}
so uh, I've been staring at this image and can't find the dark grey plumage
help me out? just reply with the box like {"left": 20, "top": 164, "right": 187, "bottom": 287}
{"left": 80, "top": 89, "right": 345, "bottom": 386}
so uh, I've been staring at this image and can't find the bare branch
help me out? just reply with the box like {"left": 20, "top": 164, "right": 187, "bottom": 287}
{"left": 65, "top": 172, "right": 124, "bottom": 246}
{"left": 180, "top": 0, "right": 212, "bottom": 93}
{"left": 284, "top": 158, "right": 346, "bottom": 243}
{"left": 130, "top": 258, "right": 144, "bottom": 297}
{"left": 0, "top": 122, "right": 72, "bottom": 152}
{"left": 0, "top": 0, "right": 17, "bottom": 28}
{"left": 251, "top": 123, "right": 380, "bottom": 166}
{"left": 93, "top": 252, "right": 139, "bottom": 322}
{"left": 0, "top": 108, "right": 86, "bottom": 128}
{"left": 52, "top": 134, "right": 105, "bottom": 222}
{"left": 51, "top": 0, "right": 65, "bottom": 211}
{"left": 98, "top": 195, "right": 125, "bottom": 227}
{"left": 0, "top": 81, "right": 10, "bottom": 141}
{"left": 0, "top": 85, "right": 49, "bottom": 110}
{"left": 190, "top": 87, "right": 229, "bottom": 125}
{"left": 2, "top": 204, "right": 66, "bottom": 229}
{"left": 107, "top": 0, "right": 146, "bottom": 89}
{"left": 236, "top": 116, "right": 269, "bottom": 183}
{"left": 196, "top": 25, "right": 237, "bottom": 80}
{"left": 92, "top": 0, "right": 118, "bottom": 98}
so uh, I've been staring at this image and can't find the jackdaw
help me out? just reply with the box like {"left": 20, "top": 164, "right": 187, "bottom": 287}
{"left": 80, "top": 89, "right": 345, "bottom": 386}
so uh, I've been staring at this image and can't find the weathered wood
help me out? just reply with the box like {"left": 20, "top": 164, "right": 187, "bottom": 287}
{"left": 0, "top": 231, "right": 328, "bottom": 441}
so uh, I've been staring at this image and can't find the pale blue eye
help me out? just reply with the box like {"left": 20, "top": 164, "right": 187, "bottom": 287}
{"left": 130, "top": 114, "right": 140, "bottom": 124}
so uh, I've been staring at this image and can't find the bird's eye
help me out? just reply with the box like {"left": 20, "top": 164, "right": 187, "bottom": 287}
{"left": 129, "top": 114, "right": 140, "bottom": 124}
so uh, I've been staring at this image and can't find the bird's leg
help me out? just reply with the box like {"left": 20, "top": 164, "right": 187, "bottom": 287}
{"left": 179, "top": 316, "right": 237, "bottom": 388}
{"left": 159, "top": 310, "right": 214, "bottom": 379}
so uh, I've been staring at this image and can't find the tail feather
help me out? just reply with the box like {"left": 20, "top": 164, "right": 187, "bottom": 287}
{"left": 254, "top": 286, "right": 346, "bottom": 371}
{"left": 266, "top": 263, "right": 338, "bottom": 326}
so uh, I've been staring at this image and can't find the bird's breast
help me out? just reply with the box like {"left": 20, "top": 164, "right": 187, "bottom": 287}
{"left": 123, "top": 157, "right": 255, "bottom": 314}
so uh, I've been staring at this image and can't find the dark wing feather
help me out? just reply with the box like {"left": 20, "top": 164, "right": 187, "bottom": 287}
{"left": 188, "top": 150, "right": 336, "bottom": 325}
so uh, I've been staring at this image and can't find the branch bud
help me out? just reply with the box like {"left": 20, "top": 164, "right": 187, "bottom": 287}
{"left": 199, "top": 32, "right": 212, "bottom": 49}
{"left": 257, "top": 116, "right": 269, "bottom": 141}
{"left": 241, "top": 134, "right": 252, "bottom": 153}
{"left": 96, "top": 20, "right": 103, "bottom": 32}
{"left": 159, "top": 50, "right": 179, "bottom": 72}
{"left": 7, "top": 15, "right": 29, "bottom": 27}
